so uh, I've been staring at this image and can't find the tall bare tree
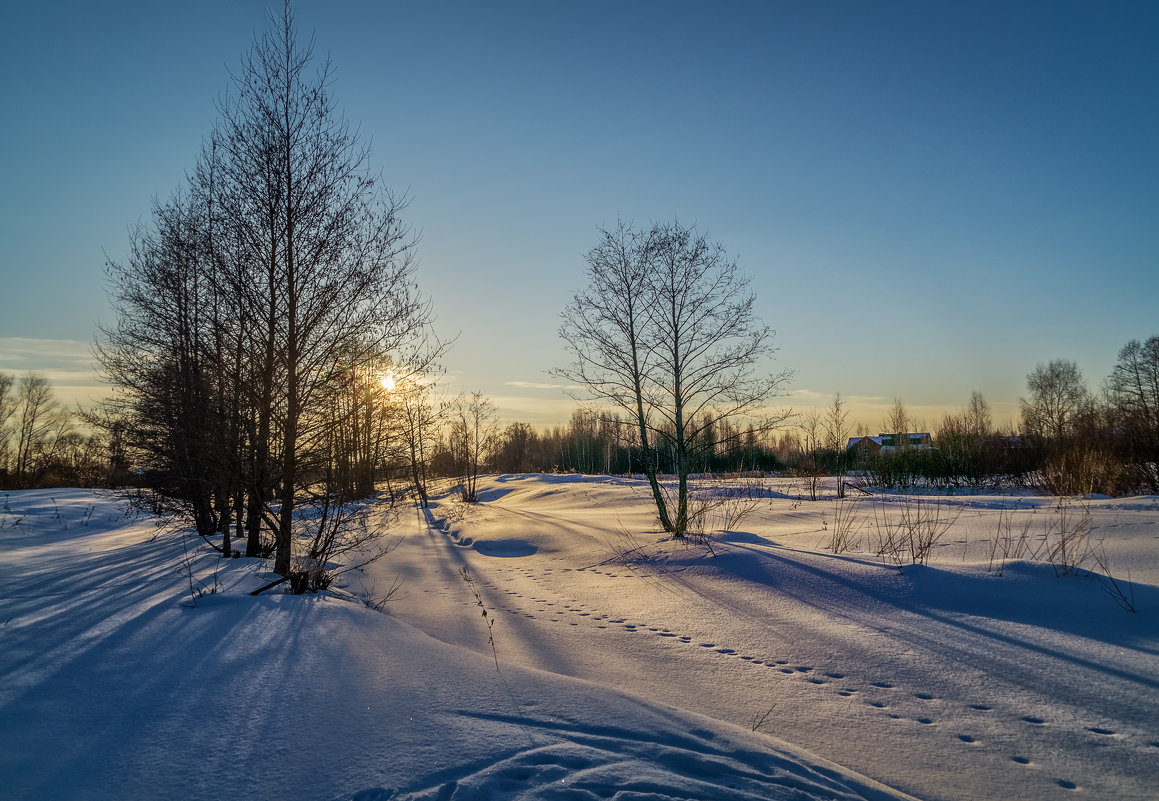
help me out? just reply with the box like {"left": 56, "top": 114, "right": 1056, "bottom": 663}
{"left": 646, "top": 221, "right": 792, "bottom": 534}
{"left": 1021, "top": 359, "right": 1090, "bottom": 441}
{"left": 0, "top": 371, "right": 15, "bottom": 480}
{"left": 559, "top": 220, "right": 791, "bottom": 537}
{"left": 556, "top": 221, "right": 673, "bottom": 530}
{"left": 1104, "top": 336, "right": 1159, "bottom": 491}
{"left": 98, "top": 3, "right": 430, "bottom": 579}
{"left": 98, "top": 189, "right": 225, "bottom": 538}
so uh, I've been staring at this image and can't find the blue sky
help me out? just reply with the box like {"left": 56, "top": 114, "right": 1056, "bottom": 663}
{"left": 1, "top": 1, "right": 1156, "bottom": 430}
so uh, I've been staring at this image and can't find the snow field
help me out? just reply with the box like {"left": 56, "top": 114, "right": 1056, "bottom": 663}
{"left": 2, "top": 477, "right": 1157, "bottom": 800}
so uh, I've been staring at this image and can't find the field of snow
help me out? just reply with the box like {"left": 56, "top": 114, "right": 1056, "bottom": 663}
{"left": 2, "top": 476, "right": 1157, "bottom": 801}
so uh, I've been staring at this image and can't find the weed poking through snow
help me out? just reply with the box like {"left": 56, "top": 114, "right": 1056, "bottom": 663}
{"left": 460, "top": 566, "right": 499, "bottom": 672}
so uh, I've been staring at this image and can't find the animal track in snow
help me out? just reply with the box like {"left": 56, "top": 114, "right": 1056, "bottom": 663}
{"left": 489, "top": 561, "right": 1140, "bottom": 795}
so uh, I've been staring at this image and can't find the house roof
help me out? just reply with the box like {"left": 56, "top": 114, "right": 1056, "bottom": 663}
{"left": 846, "top": 433, "right": 933, "bottom": 450}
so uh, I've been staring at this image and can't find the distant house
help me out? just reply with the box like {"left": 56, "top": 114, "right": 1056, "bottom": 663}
{"left": 846, "top": 432, "right": 933, "bottom": 460}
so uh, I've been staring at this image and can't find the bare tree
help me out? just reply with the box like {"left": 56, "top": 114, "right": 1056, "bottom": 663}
{"left": 647, "top": 221, "right": 792, "bottom": 535}
{"left": 1104, "top": 336, "right": 1159, "bottom": 491}
{"left": 98, "top": 188, "right": 226, "bottom": 539}
{"left": 936, "top": 391, "right": 994, "bottom": 489}
{"left": 13, "top": 374, "right": 73, "bottom": 488}
{"left": 556, "top": 221, "right": 674, "bottom": 531}
{"left": 559, "top": 220, "right": 792, "bottom": 537}
{"left": 496, "top": 421, "right": 538, "bottom": 474}
{"left": 98, "top": 2, "right": 430, "bottom": 579}
{"left": 964, "top": 390, "right": 993, "bottom": 437}
{"left": 452, "top": 392, "right": 499, "bottom": 503}
{"left": 397, "top": 379, "right": 441, "bottom": 507}
{"left": 0, "top": 371, "right": 15, "bottom": 480}
{"left": 825, "top": 392, "right": 850, "bottom": 498}
{"left": 212, "top": 3, "right": 424, "bottom": 575}
{"left": 797, "top": 409, "right": 825, "bottom": 501}
{"left": 1021, "top": 360, "right": 1090, "bottom": 441}
{"left": 883, "top": 398, "right": 912, "bottom": 440}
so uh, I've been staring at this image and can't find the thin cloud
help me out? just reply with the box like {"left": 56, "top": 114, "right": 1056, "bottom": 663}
{"left": 0, "top": 337, "right": 94, "bottom": 368}
{"left": 505, "top": 380, "right": 578, "bottom": 391}
{"left": 787, "top": 388, "right": 885, "bottom": 405}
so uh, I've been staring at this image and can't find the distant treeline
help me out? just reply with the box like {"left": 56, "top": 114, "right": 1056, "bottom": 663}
{"left": 429, "top": 410, "right": 787, "bottom": 478}
{"left": 2, "top": 335, "right": 1156, "bottom": 499}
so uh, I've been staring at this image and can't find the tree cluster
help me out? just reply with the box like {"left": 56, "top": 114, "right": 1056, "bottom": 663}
{"left": 1018, "top": 341, "right": 1159, "bottom": 495}
{"left": 0, "top": 372, "right": 114, "bottom": 489}
{"left": 94, "top": 5, "right": 437, "bottom": 581}
{"left": 819, "top": 337, "right": 1159, "bottom": 495}
{"left": 427, "top": 408, "right": 787, "bottom": 478}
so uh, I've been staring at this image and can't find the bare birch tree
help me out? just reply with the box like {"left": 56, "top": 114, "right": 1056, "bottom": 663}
{"left": 556, "top": 221, "right": 673, "bottom": 531}
{"left": 559, "top": 219, "right": 792, "bottom": 537}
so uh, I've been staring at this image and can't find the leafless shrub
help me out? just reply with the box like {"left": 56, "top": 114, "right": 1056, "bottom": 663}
{"left": 986, "top": 505, "right": 1037, "bottom": 575}
{"left": 1092, "top": 546, "right": 1136, "bottom": 613}
{"left": 0, "top": 494, "right": 21, "bottom": 529}
{"left": 1043, "top": 498, "right": 1095, "bottom": 576}
{"left": 872, "top": 496, "right": 962, "bottom": 566}
{"left": 1040, "top": 439, "right": 1127, "bottom": 496}
{"left": 826, "top": 497, "right": 863, "bottom": 554}
{"left": 288, "top": 494, "right": 398, "bottom": 594}
{"left": 178, "top": 530, "right": 220, "bottom": 605}
{"left": 352, "top": 572, "right": 405, "bottom": 612}
{"left": 686, "top": 475, "right": 768, "bottom": 537}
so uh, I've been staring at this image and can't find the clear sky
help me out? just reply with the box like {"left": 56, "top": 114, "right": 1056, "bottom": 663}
{"left": 2, "top": 1, "right": 1156, "bottom": 432}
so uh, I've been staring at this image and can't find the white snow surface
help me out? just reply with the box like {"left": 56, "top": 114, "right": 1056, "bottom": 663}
{"left": 2, "top": 476, "right": 1157, "bottom": 801}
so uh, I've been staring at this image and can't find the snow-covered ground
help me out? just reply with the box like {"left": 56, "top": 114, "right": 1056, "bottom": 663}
{"left": 2, "top": 476, "right": 1157, "bottom": 800}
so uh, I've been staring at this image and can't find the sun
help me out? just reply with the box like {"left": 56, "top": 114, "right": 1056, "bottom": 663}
{"left": 380, "top": 372, "right": 396, "bottom": 392}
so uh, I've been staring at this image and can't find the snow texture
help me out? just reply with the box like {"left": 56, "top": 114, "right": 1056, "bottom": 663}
{"left": 2, "top": 477, "right": 1157, "bottom": 801}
